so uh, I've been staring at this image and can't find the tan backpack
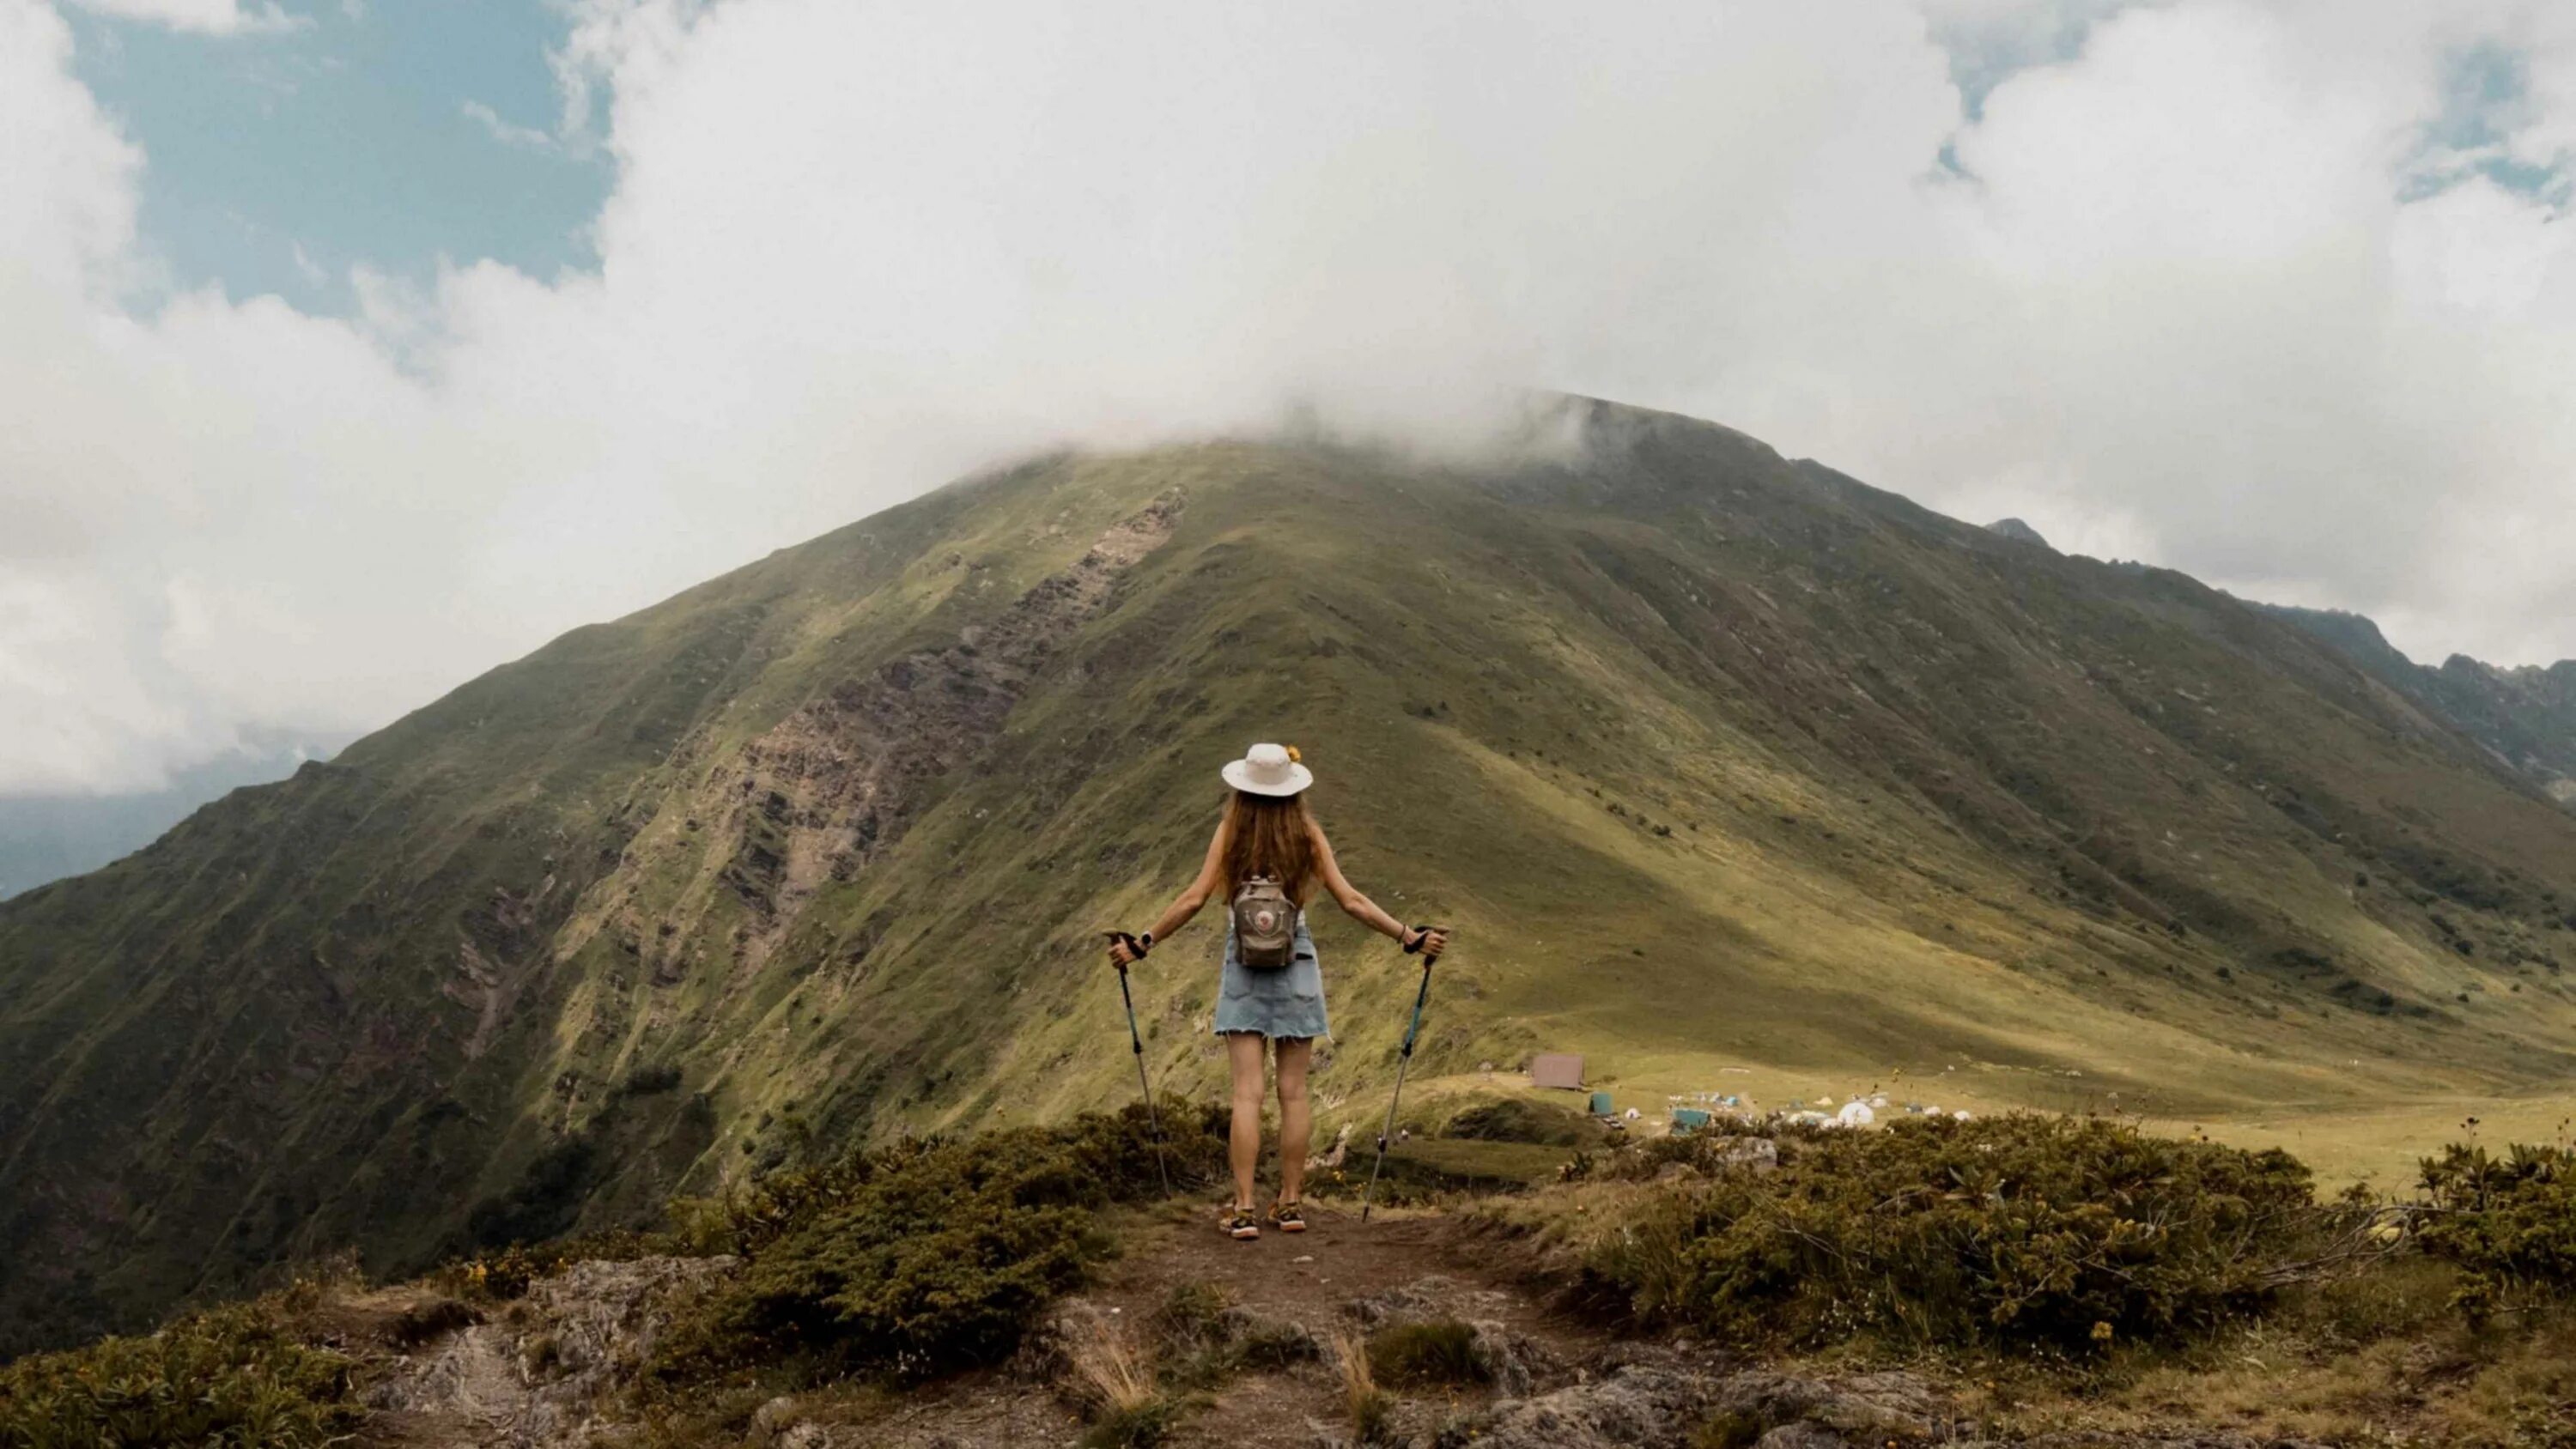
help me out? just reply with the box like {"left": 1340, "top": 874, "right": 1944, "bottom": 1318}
{"left": 1231, "top": 876, "right": 1298, "bottom": 968}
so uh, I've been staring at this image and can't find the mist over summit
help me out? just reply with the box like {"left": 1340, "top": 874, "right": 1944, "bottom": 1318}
{"left": 18, "top": 1, "right": 2576, "bottom": 803}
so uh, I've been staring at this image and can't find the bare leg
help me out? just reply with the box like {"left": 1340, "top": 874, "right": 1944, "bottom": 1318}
{"left": 1274, "top": 1036, "right": 1314, "bottom": 1203}
{"left": 1224, "top": 1032, "right": 1267, "bottom": 1211}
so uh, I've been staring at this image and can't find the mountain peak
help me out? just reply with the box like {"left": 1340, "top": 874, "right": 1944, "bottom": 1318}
{"left": 11, "top": 410, "right": 2576, "bottom": 1355}
{"left": 1984, "top": 517, "right": 2052, "bottom": 549}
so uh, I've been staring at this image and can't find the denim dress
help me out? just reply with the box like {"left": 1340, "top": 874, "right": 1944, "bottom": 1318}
{"left": 1213, "top": 913, "right": 1330, "bottom": 1040}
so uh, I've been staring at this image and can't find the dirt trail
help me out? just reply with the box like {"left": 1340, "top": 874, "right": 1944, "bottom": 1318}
{"left": 1091, "top": 1201, "right": 1588, "bottom": 1349}
{"left": 1083, "top": 1201, "right": 1613, "bottom": 1446}
{"left": 829, "top": 1199, "right": 1614, "bottom": 1449}
{"left": 345, "top": 1207, "right": 2323, "bottom": 1449}
{"left": 847, "top": 1202, "right": 1962, "bottom": 1449}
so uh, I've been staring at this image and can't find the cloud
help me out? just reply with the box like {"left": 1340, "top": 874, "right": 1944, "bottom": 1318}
{"left": 9, "top": 0, "right": 2576, "bottom": 791}
{"left": 60, "top": 0, "right": 301, "bottom": 36}
{"left": 459, "top": 99, "right": 560, "bottom": 154}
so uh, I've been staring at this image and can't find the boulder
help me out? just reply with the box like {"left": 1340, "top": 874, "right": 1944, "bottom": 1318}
{"left": 1433, "top": 1364, "right": 1716, "bottom": 1449}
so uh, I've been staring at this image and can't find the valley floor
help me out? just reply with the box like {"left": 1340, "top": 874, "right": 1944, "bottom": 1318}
{"left": 1377, "top": 1069, "right": 2576, "bottom": 1190}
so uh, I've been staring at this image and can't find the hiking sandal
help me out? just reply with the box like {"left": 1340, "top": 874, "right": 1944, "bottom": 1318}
{"left": 1268, "top": 1200, "right": 1307, "bottom": 1234}
{"left": 1223, "top": 1209, "right": 1261, "bottom": 1240}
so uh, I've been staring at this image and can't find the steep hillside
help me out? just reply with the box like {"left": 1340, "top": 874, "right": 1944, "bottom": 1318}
{"left": 2264, "top": 603, "right": 2576, "bottom": 805}
{"left": 9, "top": 400, "right": 2576, "bottom": 1355}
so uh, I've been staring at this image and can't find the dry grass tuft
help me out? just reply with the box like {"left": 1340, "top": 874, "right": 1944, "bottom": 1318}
{"left": 1333, "top": 1328, "right": 1394, "bottom": 1443}
{"left": 1063, "top": 1304, "right": 1156, "bottom": 1416}
{"left": 1062, "top": 1303, "right": 1188, "bottom": 1449}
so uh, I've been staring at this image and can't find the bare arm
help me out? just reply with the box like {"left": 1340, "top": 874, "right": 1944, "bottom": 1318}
{"left": 1310, "top": 822, "right": 1449, "bottom": 956}
{"left": 1109, "top": 815, "right": 1231, "bottom": 967}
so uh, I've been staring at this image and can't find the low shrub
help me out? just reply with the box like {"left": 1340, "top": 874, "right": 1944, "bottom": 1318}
{"left": 1231, "top": 1318, "right": 1321, "bottom": 1371}
{"left": 2417, "top": 1142, "right": 2576, "bottom": 1322}
{"left": 1081, "top": 1397, "right": 1186, "bottom": 1449}
{"left": 2275, "top": 1252, "right": 2459, "bottom": 1348}
{"left": 1149, "top": 1282, "right": 1318, "bottom": 1391}
{"left": 446, "top": 1242, "right": 550, "bottom": 1301}
{"left": 1583, "top": 1113, "right": 2316, "bottom": 1356}
{"left": 619, "top": 1063, "right": 685, "bottom": 1096}
{"left": 388, "top": 1296, "right": 482, "bottom": 1348}
{"left": 1444, "top": 1097, "right": 1595, "bottom": 1147}
{"left": 1366, "top": 1319, "right": 1485, "bottom": 1387}
{"left": 656, "top": 1100, "right": 1224, "bottom": 1381}
{"left": 0, "top": 1302, "right": 358, "bottom": 1448}
{"left": 1150, "top": 1282, "right": 1234, "bottom": 1349}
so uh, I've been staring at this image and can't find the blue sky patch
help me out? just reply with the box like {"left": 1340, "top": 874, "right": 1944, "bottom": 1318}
{"left": 2406, "top": 40, "right": 2572, "bottom": 209}
{"left": 68, "top": 0, "right": 611, "bottom": 314}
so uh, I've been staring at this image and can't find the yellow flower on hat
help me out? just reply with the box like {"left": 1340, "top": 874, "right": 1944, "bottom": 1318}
{"left": 1285, "top": 745, "right": 1301, "bottom": 762}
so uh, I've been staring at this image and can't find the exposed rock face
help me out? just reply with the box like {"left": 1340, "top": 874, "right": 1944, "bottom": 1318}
{"left": 366, "top": 1254, "right": 738, "bottom": 1448}
{"left": 647, "top": 488, "right": 1188, "bottom": 969}
{"left": 1435, "top": 1344, "right": 1949, "bottom": 1449}
{"left": 1436, "top": 1362, "right": 1718, "bottom": 1449}
{"left": 1345, "top": 1273, "right": 1522, "bottom": 1328}
{"left": 1705, "top": 1366, "right": 1941, "bottom": 1439}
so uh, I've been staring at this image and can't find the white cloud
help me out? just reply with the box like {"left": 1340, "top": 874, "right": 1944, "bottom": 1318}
{"left": 60, "top": 0, "right": 301, "bottom": 36}
{"left": 459, "top": 100, "right": 559, "bottom": 154}
{"left": 9, "top": 0, "right": 2576, "bottom": 791}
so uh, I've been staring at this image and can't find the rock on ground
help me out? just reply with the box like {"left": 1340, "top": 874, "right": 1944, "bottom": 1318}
{"left": 365, "top": 1254, "right": 739, "bottom": 1448}
{"left": 1435, "top": 1363, "right": 1719, "bottom": 1449}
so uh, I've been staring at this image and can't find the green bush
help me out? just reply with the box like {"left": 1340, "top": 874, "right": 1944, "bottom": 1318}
{"left": 1149, "top": 1282, "right": 1233, "bottom": 1348}
{"left": 2418, "top": 1142, "right": 2576, "bottom": 1321}
{"left": 1444, "top": 1097, "right": 1594, "bottom": 1147}
{"left": 1080, "top": 1397, "right": 1186, "bottom": 1449}
{"left": 0, "top": 1302, "right": 358, "bottom": 1449}
{"left": 658, "top": 1100, "right": 1224, "bottom": 1380}
{"left": 1367, "top": 1319, "right": 1485, "bottom": 1387}
{"left": 1584, "top": 1114, "right": 2316, "bottom": 1355}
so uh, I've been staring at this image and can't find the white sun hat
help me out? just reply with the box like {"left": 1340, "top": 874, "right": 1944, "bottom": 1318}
{"left": 1221, "top": 742, "right": 1313, "bottom": 797}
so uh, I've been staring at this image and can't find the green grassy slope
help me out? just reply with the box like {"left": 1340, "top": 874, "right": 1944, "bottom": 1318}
{"left": 6, "top": 399, "right": 2576, "bottom": 1355}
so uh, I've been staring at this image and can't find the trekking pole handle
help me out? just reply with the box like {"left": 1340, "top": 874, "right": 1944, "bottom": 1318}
{"left": 1402, "top": 924, "right": 1448, "bottom": 961}
{"left": 1104, "top": 930, "right": 1151, "bottom": 965}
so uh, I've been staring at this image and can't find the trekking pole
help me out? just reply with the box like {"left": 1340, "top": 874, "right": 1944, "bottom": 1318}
{"left": 1361, "top": 925, "right": 1446, "bottom": 1223}
{"left": 1107, "top": 933, "right": 1173, "bottom": 1197}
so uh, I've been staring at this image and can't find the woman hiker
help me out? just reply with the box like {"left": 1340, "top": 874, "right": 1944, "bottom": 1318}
{"left": 1108, "top": 743, "right": 1449, "bottom": 1240}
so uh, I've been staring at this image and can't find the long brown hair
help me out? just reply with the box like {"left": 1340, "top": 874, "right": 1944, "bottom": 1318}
{"left": 1221, "top": 791, "right": 1318, "bottom": 906}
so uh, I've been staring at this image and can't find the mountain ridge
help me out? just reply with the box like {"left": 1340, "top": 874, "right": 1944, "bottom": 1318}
{"left": 7, "top": 398, "right": 2576, "bottom": 1355}
{"left": 0, "top": 732, "right": 353, "bottom": 901}
{"left": 2259, "top": 602, "right": 2576, "bottom": 805}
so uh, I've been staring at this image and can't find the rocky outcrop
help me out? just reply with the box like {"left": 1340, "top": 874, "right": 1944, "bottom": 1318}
{"left": 697, "top": 489, "right": 1187, "bottom": 964}
{"left": 1433, "top": 1361, "right": 1717, "bottom": 1449}
{"left": 1425, "top": 1343, "right": 1949, "bottom": 1449}
{"left": 366, "top": 1254, "right": 738, "bottom": 1448}
{"left": 1984, "top": 517, "right": 2052, "bottom": 549}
